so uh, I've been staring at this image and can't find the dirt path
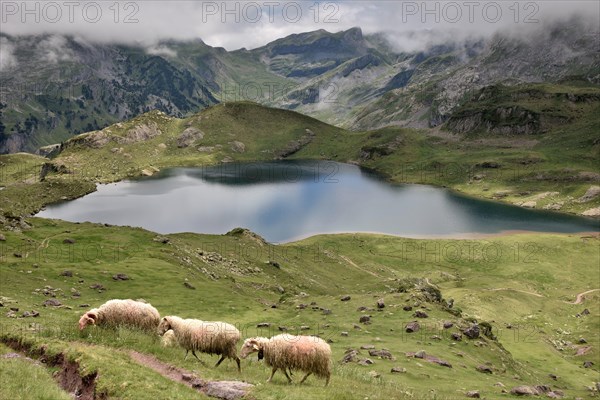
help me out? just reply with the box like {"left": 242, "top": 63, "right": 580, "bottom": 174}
{"left": 570, "top": 289, "right": 600, "bottom": 304}
{"left": 128, "top": 351, "right": 252, "bottom": 400}
{"left": 484, "top": 288, "right": 544, "bottom": 298}
{"left": 340, "top": 255, "right": 381, "bottom": 278}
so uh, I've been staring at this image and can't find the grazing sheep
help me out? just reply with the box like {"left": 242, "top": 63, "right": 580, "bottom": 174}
{"left": 158, "top": 316, "right": 241, "bottom": 371}
{"left": 78, "top": 299, "right": 160, "bottom": 332}
{"left": 240, "top": 334, "right": 332, "bottom": 386}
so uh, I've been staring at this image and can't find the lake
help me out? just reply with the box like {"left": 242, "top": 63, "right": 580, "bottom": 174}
{"left": 36, "top": 161, "right": 600, "bottom": 242}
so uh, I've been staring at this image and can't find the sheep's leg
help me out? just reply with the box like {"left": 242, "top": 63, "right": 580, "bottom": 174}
{"left": 283, "top": 369, "right": 293, "bottom": 383}
{"left": 299, "top": 372, "right": 312, "bottom": 384}
{"left": 191, "top": 350, "right": 208, "bottom": 366}
{"left": 267, "top": 367, "right": 278, "bottom": 383}
{"left": 235, "top": 357, "right": 241, "bottom": 373}
{"left": 214, "top": 355, "right": 226, "bottom": 368}
{"left": 325, "top": 375, "right": 330, "bottom": 387}
{"left": 184, "top": 350, "right": 189, "bottom": 360}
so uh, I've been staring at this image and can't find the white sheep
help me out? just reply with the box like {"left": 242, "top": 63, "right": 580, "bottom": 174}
{"left": 161, "top": 329, "right": 177, "bottom": 347}
{"left": 158, "top": 316, "right": 241, "bottom": 371}
{"left": 240, "top": 334, "right": 332, "bottom": 386}
{"left": 78, "top": 299, "right": 160, "bottom": 332}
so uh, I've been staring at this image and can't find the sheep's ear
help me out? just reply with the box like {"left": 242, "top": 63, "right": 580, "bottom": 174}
{"left": 86, "top": 311, "right": 98, "bottom": 323}
{"left": 252, "top": 344, "right": 260, "bottom": 351}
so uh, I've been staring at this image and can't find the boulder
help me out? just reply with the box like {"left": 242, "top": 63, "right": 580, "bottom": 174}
{"left": 476, "top": 365, "right": 493, "bottom": 374}
{"left": 463, "top": 324, "right": 480, "bottom": 339}
{"left": 341, "top": 295, "right": 351, "bottom": 301}
{"left": 413, "top": 310, "right": 428, "bottom": 318}
{"left": 391, "top": 367, "right": 407, "bottom": 374}
{"left": 368, "top": 349, "right": 394, "bottom": 360}
{"left": 466, "top": 390, "right": 480, "bottom": 398}
{"left": 359, "top": 315, "right": 371, "bottom": 324}
{"left": 443, "top": 321, "right": 454, "bottom": 329}
{"left": 377, "top": 298, "right": 385, "bottom": 309}
{"left": 405, "top": 321, "right": 420, "bottom": 333}
{"left": 43, "top": 299, "right": 62, "bottom": 307}
{"left": 510, "top": 386, "right": 539, "bottom": 396}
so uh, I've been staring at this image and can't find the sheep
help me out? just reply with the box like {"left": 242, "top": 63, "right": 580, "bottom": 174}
{"left": 78, "top": 299, "right": 160, "bottom": 332}
{"left": 158, "top": 316, "right": 241, "bottom": 372}
{"left": 240, "top": 334, "right": 332, "bottom": 386}
{"left": 161, "top": 329, "right": 177, "bottom": 347}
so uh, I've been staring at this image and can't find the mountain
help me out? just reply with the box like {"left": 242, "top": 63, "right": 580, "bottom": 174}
{"left": 1, "top": 18, "right": 598, "bottom": 153}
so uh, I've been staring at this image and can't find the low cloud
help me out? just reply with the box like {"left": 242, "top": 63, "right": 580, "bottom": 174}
{"left": 146, "top": 45, "right": 177, "bottom": 58}
{"left": 0, "top": 37, "right": 18, "bottom": 71}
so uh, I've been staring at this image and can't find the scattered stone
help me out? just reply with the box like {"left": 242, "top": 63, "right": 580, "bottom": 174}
{"left": 6, "top": 311, "right": 17, "bottom": 318}
{"left": 0, "top": 234, "right": 6, "bottom": 241}
{"left": 463, "top": 324, "right": 480, "bottom": 339}
{"left": 300, "top": 325, "right": 310, "bottom": 331}
{"left": 181, "top": 373, "right": 195, "bottom": 381}
{"left": 357, "top": 306, "right": 370, "bottom": 311}
{"left": 368, "top": 371, "right": 380, "bottom": 378}
{"left": 322, "top": 309, "right": 332, "bottom": 315}
{"left": 431, "top": 335, "right": 442, "bottom": 341}
{"left": 576, "top": 186, "right": 600, "bottom": 203}
{"left": 359, "top": 315, "right": 371, "bottom": 324}
{"left": 546, "top": 391, "right": 564, "bottom": 399}
{"left": 154, "top": 236, "right": 170, "bottom": 244}
{"left": 353, "top": 324, "right": 362, "bottom": 330}
{"left": 377, "top": 298, "right": 385, "bottom": 309}
{"left": 341, "top": 295, "right": 351, "bottom": 302}
{"left": 79, "top": 304, "right": 90, "bottom": 308}
{"left": 360, "top": 345, "right": 375, "bottom": 350}
{"left": 548, "top": 374, "right": 558, "bottom": 381}
{"left": 510, "top": 386, "right": 539, "bottom": 396}
{"left": 63, "top": 238, "right": 75, "bottom": 244}
{"left": 230, "top": 141, "right": 246, "bottom": 153}
{"left": 256, "top": 322, "right": 270, "bottom": 328}
{"left": 583, "top": 361, "right": 594, "bottom": 368}
{"left": 43, "top": 299, "right": 62, "bottom": 307}
{"left": 443, "top": 321, "right": 454, "bottom": 329}
{"left": 22, "top": 310, "right": 40, "bottom": 318}
{"left": 112, "top": 273, "right": 129, "bottom": 281}
{"left": 391, "top": 367, "right": 407, "bottom": 374}
{"left": 341, "top": 349, "right": 358, "bottom": 363}
{"left": 476, "top": 365, "right": 493, "bottom": 374}
{"left": 278, "top": 326, "right": 287, "bottom": 332}
{"left": 369, "top": 349, "right": 394, "bottom": 360}
{"left": 358, "top": 359, "right": 374, "bottom": 366}
{"left": 341, "top": 331, "right": 349, "bottom": 337}
{"left": 403, "top": 305, "right": 413, "bottom": 311}
{"left": 268, "top": 260, "right": 280, "bottom": 268}
{"left": 177, "top": 127, "right": 204, "bottom": 148}
{"left": 581, "top": 308, "right": 590, "bottom": 315}
{"left": 89, "top": 283, "right": 106, "bottom": 292}
{"left": 13, "top": 253, "right": 22, "bottom": 258}
{"left": 582, "top": 207, "right": 600, "bottom": 217}
{"left": 414, "top": 350, "right": 426, "bottom": 359}
{"left": 413, "top": 310, "right": 428, "bottom": 318}
{"left": 576, "top": 346, "right": 592, "bottom": 356}
{"left": 466, "top": 390, "right": 480, "bottom": 398}
{"left": 184, "top": 282, "right": 196, "bottom": 290}
{"left": 10, "top": 307, "right": 19, "bottom": 312}
{"left": 451, "top": 333, "right": 462, "bottom": 341}
{"left": 276, "top": 286, "right": 285, "bottom": 294}
{"left": 578, "top": 338, "right": 587, "bottom": 344}
{"left": 405, "top": 321, "right": 420, "bottom": 333}
{"left": 60, "top": 270, "right": 73, "bottom": 277}
{"left": 296, "top": 304, "right": 307, "bottom": 309}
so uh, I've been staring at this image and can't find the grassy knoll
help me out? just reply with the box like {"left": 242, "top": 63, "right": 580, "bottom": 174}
{"left": 1, "top": 218, "right": 599, "bottom": 399}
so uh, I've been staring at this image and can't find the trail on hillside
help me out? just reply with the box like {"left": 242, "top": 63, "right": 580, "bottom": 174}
{"left": 570, "top": 289, "right": 600, "bottom": 304}
{"left": 340, "top": 255, "right": 381, "bottom": 278}
{"left": 128, "top": 351, "right": 252, "bottom": 400}
{"left": 484, "top": 288, "right": 544, "bottom": 298}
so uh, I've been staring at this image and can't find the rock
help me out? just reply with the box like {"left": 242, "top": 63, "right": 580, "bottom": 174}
{"left": 360, "top": 345, "right": 375, "bottom": 350}
{"left": 63, "top": 238, "right": 75, "bottom": 244}
{"left": 340, "top": 331, "right": 349, "bottom": 337}
{"left": 413, "top": 310, "right": 428, "bottom": 318}
{"left": 451, "top": 333, "right": 462, "bottom": 341}
{"left": 296, "top": 304, "right": 307, "bottom": 309}
{"left": 43, "top": 299, "right": 62, "bottom": 307}
{"left": 112, "top": 274, "right": 129, "bottom": 281}
{"left": 358, "top": 359, "right": 374, "bottom": 366}
{"left": 476, "top": 365, "right": 493, "bottom": 374}
{"left": 520, "top": 201, "right": 537, "bottom": 208}
{"left": 583, "top": 361, "right": 594, "bottom": 368}
{"left": 414, "top": 350, "right": 426, "bottom": 359}
{"left": 548, "top": 374, "right": 558, "bottom": 381}
{"left": 0, "top": 234, "right": 5, "bottom": 241}
{"left": 405, "top": 321, "right": 420, "bottom": 333}
{"left": 543, "top": 202, "right": 564, "bottom": 210}
{"left": 202, "top": 380, "right": 254, "bottom": 400}
{"left": 431, "top": 335, "right": 442, "bottom": 340}
{"left": 276, "top": 286, "right": 285, "bottom": 294}
{"left": 391, "top": 367, "right": 407, "bottom": 374}
{"left": 359, "top": 315, "right": 371, "bottom": 324}
{"left": 576, "top": 346, "right": 592, "bottom": 356}
{"left": 578, "top": 338, "right": 587, "bottom": 344}
{"left": 476, "top": 161, "right": 501, "bottom": 169}
{"left": 357, "top": 306, "right": 370, "bottom": 311}
{"left": 154, "top": 236, "right": 170, "bottom": 244}
{"left": 368, "top": 371, "right": 380, "bottom": 378}
{"left": 268, "top": 260, "right": 280, "bottom": 268}
{"left": 177, "top": 127, "right": 204, "bottom": 148}
{"left": 300, "top": 325, "right": 310, "bottom": 331}
{"left": 6, "top": 310, "right": 17, "bottom": 318}
{"left": 79, "top": 304, "right": 90, "bottom": 308}
{"left": 22, "top": 310, "right": 40, "bottom": 318}
{"left": 9, "top": 307, "right": 19, "bottom": 312}
{"left": 184, "top": 282, "right": 196, "bottom": 290}
{"left": 322, "top": 309, "right": 332, "bottom": 315}
{"left": 278, "top": 326, "right": 287, "bottom": 332}
{"left": 341, "top": 349, "right": 358, "bottom": 363}
{"left": 402, "top": 305, "right": 413, "bottom": 311}
{"left": 377, "top": 298, "right": 385, "bottom": 309}
{"left": 463, "top": 324, "right": 480, "bottom": 339}
{"left": 230, "top": 141, "right": 246, "bottom": 153}
{"left": 341, "top": 295, "right": 351, "bottom": 301}
{"left": 546, "top": 391, "right": 564, "bottom": 399}
{"left": 581, "top": 308, "right": 590, "bottom": 315}
{"left": 576, "top": 186, "right": 600, "bottom": 203}
{"left": 181, "top": 373, "right": 195, "bottom": 381}
{"left": 443, "top": 321, "right": 454, "bottom": 329}
{"left": 353, "top": 324, "right": 362, "bottom": 330}
{"left": 369, "top": 349, "right": 394, "bottom": 360}
{"left": 256, "top": 323, "right": 270, "bottom": 328}
{"left": 60, "top": 270, "right": 73, "bottom": 277}
{"left": 466, "top": 390, "right": 480, "bottom": 398}
{"left": 89, "top": 283, "right": 106, "bottom": 292}
{"left": 510, "top": 386, "right": 540, "bottom": 396}
{"left": 582, "top": 207, "right": 600, "bottom": 217}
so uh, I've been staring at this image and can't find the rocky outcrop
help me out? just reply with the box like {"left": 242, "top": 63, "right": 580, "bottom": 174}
{"left": 177, "top": 127, "right": 204, "bottom": 148}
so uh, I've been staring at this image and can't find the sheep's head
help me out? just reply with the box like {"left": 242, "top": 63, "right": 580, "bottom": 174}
{"left": 78, "top": 310, "right": 98, "bottom": 330}
{"left": 240, "top": 337, "right": 265, "bottom": 359}
{"left": 161, "top": 329, "right": 177, "bottom": 347}
{"left": 157, "top": 317, "right": 172, "bottom": 336}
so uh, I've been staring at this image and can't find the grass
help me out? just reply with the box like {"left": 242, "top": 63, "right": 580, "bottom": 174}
{"left": 1, "top": 217, "right": 599, "bottom": 399}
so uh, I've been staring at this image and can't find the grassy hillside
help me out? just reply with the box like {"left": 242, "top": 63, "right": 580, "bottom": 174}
{"left": 1, "top": 218, "right": 599, "bottom": 399}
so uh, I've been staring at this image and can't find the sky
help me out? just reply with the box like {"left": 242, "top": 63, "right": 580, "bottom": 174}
{"left": 0, "top": 1, "right": 598, "bottom": 51}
